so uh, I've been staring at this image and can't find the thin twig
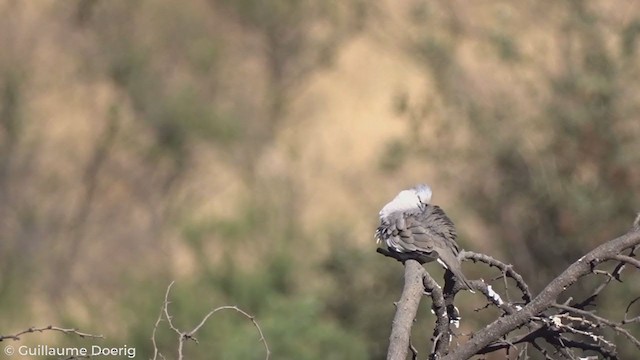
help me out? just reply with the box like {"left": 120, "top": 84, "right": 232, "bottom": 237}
{"left": 151, "top": 304, "right": 166, "bottom": 360}
{"left": 623, "top": 296, "right": 640, "bottom": 324}
{"left": 607, "top": 255, "right": 640, "bottom": 270}
{"left": 156, "top": 281, "right": 270, "bottom": 360}
{"left": 186, "top": 305, "right": 270, "bottom": 358}
{"left": 460, "top": 251, "right": 532, "bottom": 303}
{"left": 0, "top": 326, "right": 103, "bottom": 342}
{"left": 553, "top": 303, "right": 640, "bottom": 350}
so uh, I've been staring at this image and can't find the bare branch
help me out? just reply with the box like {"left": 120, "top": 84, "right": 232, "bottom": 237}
{"left": 572, "top": 271, "right": 615, "bottom": 310}
{"left": 553, "top": 303, "right": 640, "bottom": 350}
{"left": 606, "top": 255, "right": 640, "bottom": 270}
{"left": 409, "top": 340, "right": 419, "bottom": 360}
{"left": 442, "top": 225, "right": 640, "bottom": 360}
{"left": 151, "top": 304, "right": 166, "bottom": 360}
{"left": 0, "top": 325, "right": 103, "bottom": 342}
{"left": 186, "top": 305, "right": 270, "bottom": 358}
{"left": 423, "top": 270, "right": 450, "bottom": 357}
{"left": 461, "top": 251, "right": 532, "bottom": 303}
{"left": 473, "top": 280, "right": 518, "bottom": 315}
{"left": 386, "top": 259, "right": 426, "bottom": 360}
{"left": 380, "top": 218, "right": 640, "bottom": 359}
{"left": 623, "top": 296, "right": 640, "bottom": 324}
{"left": 154, "top": 281, "right": 270, "bottom": 360}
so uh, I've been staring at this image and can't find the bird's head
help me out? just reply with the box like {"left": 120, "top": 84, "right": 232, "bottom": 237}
{"left": 379, "top": 183, "right": 432, "bottom": 219}
{"left": 413, "top": 184, "right": 432, "bottom": 205}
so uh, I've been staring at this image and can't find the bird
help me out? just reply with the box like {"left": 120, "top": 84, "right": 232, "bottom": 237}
{"left": 375, "top": 184, "right": 474, "bottom": 291}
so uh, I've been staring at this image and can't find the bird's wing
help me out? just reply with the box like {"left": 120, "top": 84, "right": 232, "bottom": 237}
{"left": 405, "top": 207, "right": 474, "bottom": 290}
{"left": 397, "top": 216, "right": 433, "bottom": 253}
{"left": 421, "top": 205, "right": 459, "bottom": 252}
{"left": 401, "top": 206, "right": 459, "bottom": 254}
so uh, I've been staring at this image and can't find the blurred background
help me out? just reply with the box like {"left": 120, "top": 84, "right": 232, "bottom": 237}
{"left": 1, "top": 0, "right": 639, "bottom": 359}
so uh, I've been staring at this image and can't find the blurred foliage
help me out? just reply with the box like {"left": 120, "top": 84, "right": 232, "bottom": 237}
{"left": 117, "top": 264, "right": 369, "bottom": 359}
{"left": 0, "top": 1, "right": 36, "bottom": 322}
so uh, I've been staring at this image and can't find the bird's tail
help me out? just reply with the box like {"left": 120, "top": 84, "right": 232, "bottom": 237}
{"left": 437, "top": 251, "right": 475, "bottom": 293}
{"left": 448, "top": 266, "right": 475, "bottom": 293}
{"left": 374, "top": 227, "right": 382, "bottom": 244}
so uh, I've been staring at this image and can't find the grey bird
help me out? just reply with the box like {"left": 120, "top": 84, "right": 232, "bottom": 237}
{"left": 375, "top": 184, "right": 474, "bottom": 291}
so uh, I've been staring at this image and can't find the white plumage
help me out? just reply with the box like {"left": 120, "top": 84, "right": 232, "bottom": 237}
{"left": 378, "top": 184, "right": 432, "bottom": 219}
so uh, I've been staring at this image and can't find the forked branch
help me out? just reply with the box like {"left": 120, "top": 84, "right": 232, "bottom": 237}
{"left": 151, "top": 281, "right": 270, "bottom": 360}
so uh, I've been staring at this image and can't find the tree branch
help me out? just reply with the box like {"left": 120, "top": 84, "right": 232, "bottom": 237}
{"left": 0, "top": 325, "right": 103, "bottom": 342}
{"left": 379, "top": 219, "right": 640, "bottom": 359}
{"left": 153, "top": 281, "right": 270, "bottom": 360}
{"left": 553, "top": 303, "right": 640, "bottom": 350}
{"left": 387, "top": 260, "right": 426, "bottom": 360}
{"left": 423, "top": 269, "right": 450, "bottom": 357}
{"left": 441, "top": 224, "right": 640, "bottom": 360}
{"left": 461, "top": 251, "right": 532, "bottom": 303}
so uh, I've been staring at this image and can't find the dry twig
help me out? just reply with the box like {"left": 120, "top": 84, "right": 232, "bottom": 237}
{"left": 0, "top": 326, "right": 103, "bottom": 342}
{"left": 151, "top": 281, "right": 270, "bottom": 360}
